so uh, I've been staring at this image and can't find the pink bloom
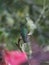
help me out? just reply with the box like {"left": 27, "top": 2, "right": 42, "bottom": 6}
{"left": 5, "top": 50, "right": 28, "bottom": 65}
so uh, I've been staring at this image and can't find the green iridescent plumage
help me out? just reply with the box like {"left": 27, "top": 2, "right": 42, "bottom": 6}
{"left": 20, "top": 23, "right": 28, "bottom": 43}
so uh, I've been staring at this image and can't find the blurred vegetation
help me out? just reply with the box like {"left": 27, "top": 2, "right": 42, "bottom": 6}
{"left": 0, "top": 0, "right": 49, "bottom": 54}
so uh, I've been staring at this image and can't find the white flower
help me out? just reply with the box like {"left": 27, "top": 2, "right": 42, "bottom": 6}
{"left": 43, "top": 45, "right": 49, "bottom": 52}
{"left": 26, "top": 16, "right": 37, "bottom": 35}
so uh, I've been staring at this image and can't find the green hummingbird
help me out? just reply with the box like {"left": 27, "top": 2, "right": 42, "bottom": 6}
{"left": 20, "top": 23, "right": 28, "bottom": 43}
{"left": 20, "top": 23, "right": 32, "bottom": 55}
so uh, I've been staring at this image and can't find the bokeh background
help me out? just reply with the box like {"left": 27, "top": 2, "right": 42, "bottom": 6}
{"left": 0, "top": 0, "right": 49, "bottom": 64}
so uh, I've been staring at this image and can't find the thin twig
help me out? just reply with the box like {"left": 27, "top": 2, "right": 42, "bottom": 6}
{"left": 35, "top": 0, "right": 48, "bottom": 25}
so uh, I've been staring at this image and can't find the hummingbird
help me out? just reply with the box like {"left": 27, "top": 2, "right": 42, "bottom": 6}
{"left": 20, "top": 23, "right": 28, "bottom": 43}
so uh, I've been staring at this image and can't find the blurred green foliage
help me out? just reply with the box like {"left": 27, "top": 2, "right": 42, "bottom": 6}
{"left": 0, "top": 0, "right": 49, "bottom": 52}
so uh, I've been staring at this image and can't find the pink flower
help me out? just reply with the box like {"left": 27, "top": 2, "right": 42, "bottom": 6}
{"left": 5, "top": 51, "right": 28, "bottom": 65}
